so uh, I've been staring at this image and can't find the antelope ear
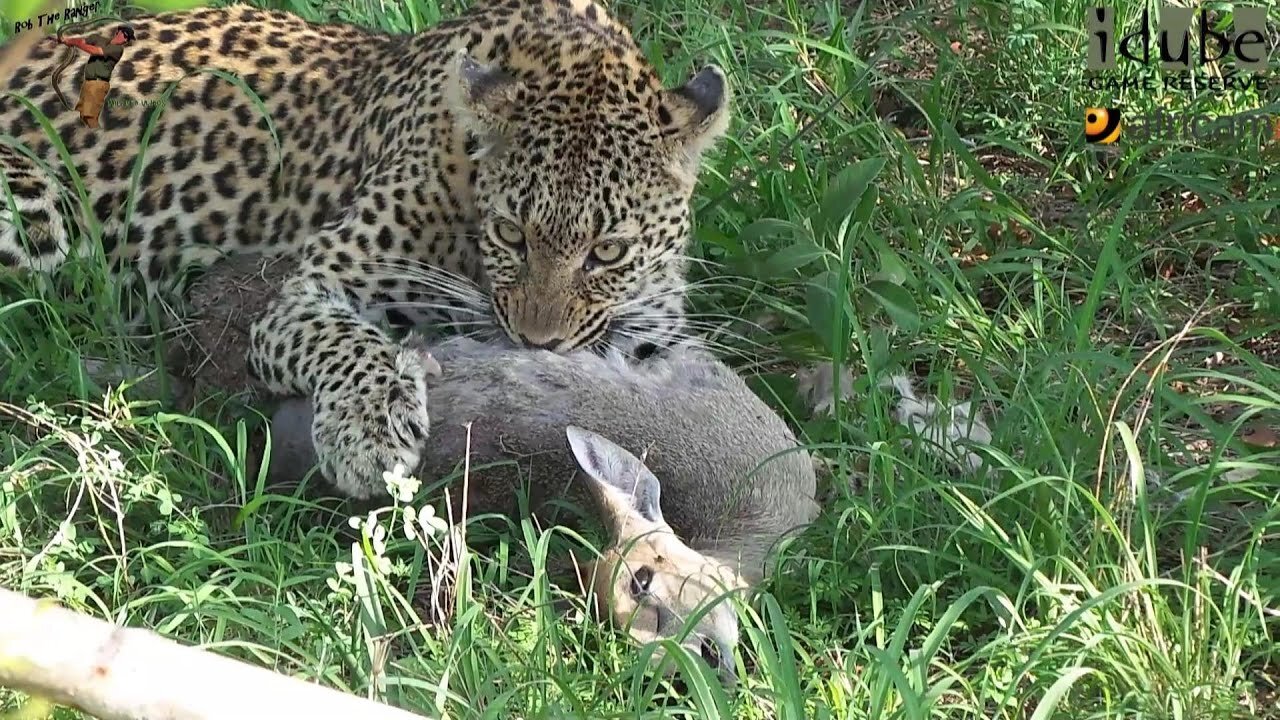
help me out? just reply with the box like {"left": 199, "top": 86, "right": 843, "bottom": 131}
{"left": 565, "top": 425, "right": 665, "bottom": 531}
{"left": 658, "top": 65, "right": 731, "bottom": 179}
{"left": 448, "top": 49, "right": 525, "bottom": 156}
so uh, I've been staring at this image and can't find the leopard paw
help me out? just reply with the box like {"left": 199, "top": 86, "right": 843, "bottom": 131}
{"left": 309, "top": 344, "right": 434, "bottom": 499}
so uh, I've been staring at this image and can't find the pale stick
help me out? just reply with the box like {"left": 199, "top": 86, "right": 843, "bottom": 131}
{"left": 0, "top": 586, "right": 435, "bottom": 720}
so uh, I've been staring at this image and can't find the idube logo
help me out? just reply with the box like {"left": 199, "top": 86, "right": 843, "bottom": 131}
{"left": 1085, "top": 5, "right": 1271, "bottom": 93}
{"left": 1084, "top": 105, "right": 1278, "bottom": 148}
{"left": 1085, "top": 107, "right": 1122, "bottom": 144}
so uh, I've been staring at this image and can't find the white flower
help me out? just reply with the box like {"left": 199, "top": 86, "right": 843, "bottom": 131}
{"left": 50, "top": 519, "right": 76, "bottom": 549}
{"left": 327, "top": 561, "right": 357, "bottom": 596}
{"left": 416, "top": 504, "right": 449, "bottom": 537}
{"left": 402, "top": 505, "right": 418, "bottom": 540}
{"left": 102, "top": 445, "right": 126, "bottom": 474}
{"left": 382, "top": 463, "right": 421, "bottom": 502}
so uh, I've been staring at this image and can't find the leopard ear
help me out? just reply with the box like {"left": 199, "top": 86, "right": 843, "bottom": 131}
{"left": 449, "top": 49, "right": 525, "bottom": 157}
{"left": 659, "top": 64, "right": 731, "bottom": 181}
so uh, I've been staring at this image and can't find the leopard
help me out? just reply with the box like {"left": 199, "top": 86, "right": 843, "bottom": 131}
{"left": 0, "top": 0, "right": 732, "bottom": 499}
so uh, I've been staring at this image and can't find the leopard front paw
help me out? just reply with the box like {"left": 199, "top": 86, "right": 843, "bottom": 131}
{"left": 310, "top": 345, "right": 435, "bottom": 499}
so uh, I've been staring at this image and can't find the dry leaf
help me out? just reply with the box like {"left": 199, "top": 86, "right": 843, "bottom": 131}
{"left": 1240, "top": 424, "right": 1279, "bottom": 448}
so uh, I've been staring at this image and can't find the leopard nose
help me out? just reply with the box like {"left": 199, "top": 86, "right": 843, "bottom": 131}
{"left": 518, "top": 333, "right": 563, "bottom": 351}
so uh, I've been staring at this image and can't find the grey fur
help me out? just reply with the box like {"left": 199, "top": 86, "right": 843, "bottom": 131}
{"left": 81, "top": 251, "right": 819, "bottom": 587}
{"left": 74, "top": 252, "right": 816, "bottom": 681}
{"left": 266, "top": 335, "right": 819, "bottom": 584}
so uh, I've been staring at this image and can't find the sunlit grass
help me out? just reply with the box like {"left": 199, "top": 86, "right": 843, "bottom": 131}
{"left": 1, "top": 0, "right": 1277, "bottom": 717}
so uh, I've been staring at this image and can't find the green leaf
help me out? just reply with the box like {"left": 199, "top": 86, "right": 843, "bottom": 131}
{"left": 873, "top": 244, "right": 914, "bottom": 287}
{"left": 1029, "top": 667, "right": 1096, "bottom": 720}
{"left": 737, "top": 217, "right": 810, "bottom": 250}
{"left": 817, "top": 156, "right": 886, "bottom": 236}
{"left": 759, "top": 240, "right": 829, "bottom": 278}
{"left": 1234, "top": 219, "right": 1261, "bottom": 254}
{"left": 868, "top": 325, "right": 890, "bottom": 370}
{"left": 692, "top": 222, "right": 732, "bottom": 250}
{"left": 2, "top": 0, "right": 47, "bottom": 23}
{"left": 864, "top": 279, "right": 920, "bottom": 332}
{"left": 806, "top": 270, "right": 850, "bottom": 355}
{"left": 852, "top": 181, "right": 879, "bottom": 225}
{"left": 66, "top": 349, "right": 90, "bottom": 401}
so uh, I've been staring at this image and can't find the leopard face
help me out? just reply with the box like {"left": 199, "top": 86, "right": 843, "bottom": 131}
{"left": 449, "top": 33, "right": 730, "bottom": 356}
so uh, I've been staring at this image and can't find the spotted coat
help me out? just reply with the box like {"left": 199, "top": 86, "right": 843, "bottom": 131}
{"left": 0, "top": 0, "right": 731, "bottom": 497}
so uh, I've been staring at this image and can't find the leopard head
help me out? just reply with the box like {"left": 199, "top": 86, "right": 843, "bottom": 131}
{"left": 447, "top": 11, "right": 730, "bottom": 357}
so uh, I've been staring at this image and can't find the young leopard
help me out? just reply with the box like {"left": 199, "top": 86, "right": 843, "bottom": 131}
{"left": 0, "top": 0, "right": 731, "bottom": 498}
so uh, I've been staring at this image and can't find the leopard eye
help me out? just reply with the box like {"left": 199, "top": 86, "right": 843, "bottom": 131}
{"left": 491, "top": 219, "right": 526, "bottom": 256}
{"left": 586, "top": 241, "right": 624, "bottom": 269}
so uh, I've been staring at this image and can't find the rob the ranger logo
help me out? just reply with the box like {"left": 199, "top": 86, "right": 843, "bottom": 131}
{"left": 1086, "top": 5, "right": 1270, "bottom": 73}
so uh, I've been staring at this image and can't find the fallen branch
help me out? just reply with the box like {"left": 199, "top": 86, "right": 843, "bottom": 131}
{"left": 0, "top": 586, "right": 434, "bottom": 720}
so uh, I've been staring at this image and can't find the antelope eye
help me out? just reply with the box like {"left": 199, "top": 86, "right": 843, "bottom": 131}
{"left": 491, "top": 219, "right": 526, "bottom": 254}
{"left": 630, "top": 565, "right": 654, "bottom": 595}
{"left": 587, "top": 241, "right": 624, "bottom": 267}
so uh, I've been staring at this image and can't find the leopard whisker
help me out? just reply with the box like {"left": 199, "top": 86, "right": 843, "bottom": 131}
{"left": 370, "top": 275, "right": 491, "bottom": 311}
{"left": 452, "top": 327, "right": 506, "bottom": 343}
{"left": 361, "top": 263, "right": 487, "bottom": 295}
{"left": 443, "top": 319, "right": 501, "bottom": 328}
{"left": 615, "top": 281, "right": 741, "bottom": 310}
{"left": 367, "top": 300, "right": 492, "bottom": 318}
{"left": 361, "top": 255, "right": 485, "bottom": 286}
{"left": 681, "top": 328, "right": 774, "bottom": 356}
{"left": 372, "top": 268, "right": 489, "bottom": 301}
{"left": 615, "top": 320, "right": 774, "bottom": 359}
{"left": 615, "top": 288, "right": 689, "bottom": 309}
{"left": 609, "top": 320, "right": 732, "bottom": 351}
{"left": 622, "top": 310, "right": 775, "bottom": 332}
{"left": 673, "top": 253, "right": 725, "bottom": 269}
{"left": 612, "top": 326, "right": 762, "bottom": 363}
{"left": 359, "top": 259, "right": 490, "bottom": 303}
{"left": 686, "top": 272, "right": 751, "bottom": 284}
{"left": 605, "top": 334, "right": 777, "bottom": 375}
{"left": 675, "top": 257, "right": 769, "bottom": 282}
{"left": 618, "top": 314, "right": 776, "bottom": 343}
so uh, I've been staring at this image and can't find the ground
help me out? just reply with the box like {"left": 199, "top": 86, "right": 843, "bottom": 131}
{"left": 1, "top": 0, "right": 1278, "bottom": 718}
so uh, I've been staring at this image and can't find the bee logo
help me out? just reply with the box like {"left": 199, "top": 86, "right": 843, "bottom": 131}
{"left": 1085, "top": 107, "right": 1122, "bottom": 144}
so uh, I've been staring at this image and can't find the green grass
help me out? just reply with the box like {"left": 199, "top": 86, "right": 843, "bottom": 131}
{"left": 2, "top": 0, "right": 1279, "bottom": 717}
